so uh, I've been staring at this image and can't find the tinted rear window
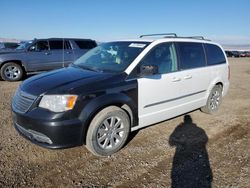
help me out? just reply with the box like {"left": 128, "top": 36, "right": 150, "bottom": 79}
{"left": 74, "top": 40, "right": 97, "bottom": 49}
{"left": 177, "top": 42, "right": 206, "bottom": 70}
{"left": 205, "top": 43, "right": 226, "bottom": 65}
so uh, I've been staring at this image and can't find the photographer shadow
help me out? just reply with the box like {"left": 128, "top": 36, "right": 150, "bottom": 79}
{"left": 169, "top": 115, "right": 213, "bottom": 188}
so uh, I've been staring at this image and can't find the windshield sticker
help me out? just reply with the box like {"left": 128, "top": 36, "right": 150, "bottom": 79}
{"left": 129, "top": 43, "right": 146, "bottom": 48}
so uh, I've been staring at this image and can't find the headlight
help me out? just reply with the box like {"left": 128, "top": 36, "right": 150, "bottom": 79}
{"left": 39, "top": 95, "right": 78, "bottom": 112}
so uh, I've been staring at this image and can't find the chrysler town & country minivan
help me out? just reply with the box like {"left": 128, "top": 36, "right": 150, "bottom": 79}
{"left": 12, "top": 34, "right": 229, "bottom": 156}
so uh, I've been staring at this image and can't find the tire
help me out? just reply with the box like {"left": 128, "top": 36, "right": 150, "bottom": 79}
{"left": 86, "top": 106, "right": 130, "bottom": 156}
{"left": 0, "top": 62, "right": 23, "bottom": 81}
{"left": 201, "top": 85, "right": 223, "bottom": 114}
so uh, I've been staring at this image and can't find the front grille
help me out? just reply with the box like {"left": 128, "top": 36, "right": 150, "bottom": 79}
{"left": 12, "top": 89, "right": 37, "bottom": 114}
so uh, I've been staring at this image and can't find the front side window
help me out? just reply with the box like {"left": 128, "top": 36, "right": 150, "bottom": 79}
{"left": 205, "top": 43, "right": 226, "bottom": 65}
{"left": 137, "top": 42, "right": 178, "bottom": 74}
{"left": 177, "top": 42, "right": 206, "bottom": 70}
{"left": 29, "top": 41, "right": 49, "bottom": 51}
{"left": 73, "top": 42, "right": 149, "bottom": 73}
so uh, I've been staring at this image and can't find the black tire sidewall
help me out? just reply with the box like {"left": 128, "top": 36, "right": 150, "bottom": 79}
{"left": 1, "top": 62, "right": 23, "bottom": 81}
{"left": 86, "top": 106, "right": 130, "bottom": 156}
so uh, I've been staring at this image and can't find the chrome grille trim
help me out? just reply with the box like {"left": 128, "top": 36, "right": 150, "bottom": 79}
{"left": 12, "top": 89, "right": 37, "bottom": 114}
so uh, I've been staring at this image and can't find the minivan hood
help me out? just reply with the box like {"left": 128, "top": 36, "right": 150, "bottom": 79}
{"left": 21, "top": 66, "right": 112, "bottom": 96}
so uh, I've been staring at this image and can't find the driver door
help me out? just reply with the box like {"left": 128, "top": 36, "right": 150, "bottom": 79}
{"left": 26, "top": 40, "right": 56, "bottom": 71}
{"left": 137, "top": 42, "right": 184, "bottom": 127}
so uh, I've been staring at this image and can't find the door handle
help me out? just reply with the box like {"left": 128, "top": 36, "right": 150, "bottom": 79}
{"left": 44, "top": 52, "right": 51, "bottom": 55}
{"left": 66, "top": 51, "right": 71, "bottom": 54}
{"left": 172, "top": 77, "right": 181, "bottom": 82}
{"left": 184, "top": 75, "right": 192, "bottom": 79}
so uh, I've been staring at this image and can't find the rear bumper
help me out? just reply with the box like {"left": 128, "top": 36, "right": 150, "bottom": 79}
{"left": 13, "top": 112, "right": 84, "bottom": 149}
{"left": 222, "top": 81, "right": 230, "bottom": 97}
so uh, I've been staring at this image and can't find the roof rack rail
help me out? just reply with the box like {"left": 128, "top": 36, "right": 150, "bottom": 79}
{"left": 184, "top": 36, "right": 205, "bottom": 40}
{"left": 139, "top": 33, "right": 177, "bottom": 38}
{"left": 139, "top": 33, "right": 210, "bottom": 41}
{"left": 186, "top": 36, "right": 211, "bottom": 41}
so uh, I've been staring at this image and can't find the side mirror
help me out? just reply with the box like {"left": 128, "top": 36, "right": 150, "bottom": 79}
{"left": 28, "top": 46, "right": 36, "bottom": 52}
{"left": 139, "top": 65, "right": 158, "bottom": 76}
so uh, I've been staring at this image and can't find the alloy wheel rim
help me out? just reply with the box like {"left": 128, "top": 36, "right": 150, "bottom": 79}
{"left": 209, "top": 90, "right": 221, "bottom": 110}
{"left": 97, "top": 116, "right": 125, "bottom": 150}
{"left": 4, "top": 66, "right": 21, "bottom": 79}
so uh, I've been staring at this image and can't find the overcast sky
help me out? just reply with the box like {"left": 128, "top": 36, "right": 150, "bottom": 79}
{"left": 1, "top": 0, "right": 250, "bottom": 44}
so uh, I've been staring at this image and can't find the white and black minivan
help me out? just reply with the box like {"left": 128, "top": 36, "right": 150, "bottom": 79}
{"left": 12, "top": 34, "right": 230, "bottom": 156}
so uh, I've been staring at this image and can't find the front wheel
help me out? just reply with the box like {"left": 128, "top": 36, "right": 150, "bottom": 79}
{"left": 86, "top": 106, "right": 130, "bottom": 156}
{"left": 201, "top": 85, "right": 223, "bottom": 114}
{"left": 0, "top": 62, "right": 23, "bottom": 81}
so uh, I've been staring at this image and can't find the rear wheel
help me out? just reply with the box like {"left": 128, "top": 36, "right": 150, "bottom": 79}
{"left": 86, "top": 106, "right": 130, "bottom": 156}
{"left": 201, "top": 85, "right": 223, "bottom": 114}
{"left": 0, "top": 62, "right": 23, "bottom": 81}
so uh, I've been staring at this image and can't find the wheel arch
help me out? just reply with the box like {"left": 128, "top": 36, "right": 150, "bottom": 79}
{"left": 205, "top": 80, "right": 224, "bottom": 100}
{"left": 79, "top": 93, "right": 137, "bottom": 144}
{"left": 0, "top": 60, "right": 26, "bottom": 72}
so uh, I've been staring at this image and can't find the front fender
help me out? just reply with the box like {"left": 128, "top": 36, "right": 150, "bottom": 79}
{"left": 78, "top": 93, "right": 137, "bottom": 144}
{"left": 0, "top": 53, "right": 27, "bottom": 70}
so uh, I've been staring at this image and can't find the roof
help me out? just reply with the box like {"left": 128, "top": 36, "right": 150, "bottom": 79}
{"left": 112, "top": 38, "right": 220, "bottom": 46}
{"left": 33, "top": 38, "right": 95, "bottom": 41}
{"left": 111, "top": 33, "right": 218, "bottom": 45}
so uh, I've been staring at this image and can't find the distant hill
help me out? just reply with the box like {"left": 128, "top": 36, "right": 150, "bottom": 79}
{"left": 0, "top": 38, "right": 21, "bottom": 43}
{"left": 222, "top": 44, "right": 250, "bottom": 51}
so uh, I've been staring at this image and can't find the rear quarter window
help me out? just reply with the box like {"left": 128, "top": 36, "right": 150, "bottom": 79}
{"left": 205, "top": 43, "right": 226, "bottom": 65}
{"left": 177, "top": 42, "right": 206, "bottom": 70}
{"left": 74, "top": 40, "right": 97, "bottom": 49}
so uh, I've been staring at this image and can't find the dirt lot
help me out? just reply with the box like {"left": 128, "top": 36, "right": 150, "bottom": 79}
{"left": 0, "top": 58, "right": 249, "bottom": 187}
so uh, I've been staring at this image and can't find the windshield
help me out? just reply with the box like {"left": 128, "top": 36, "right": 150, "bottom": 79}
{"left": 16, "top": 41, "right": 33, "bottom": 50}
{"left": 0, "top": 43, "right": 4, "bottom": 49}
{"left": 73, "top": 41, "right": 149, "bottom": 73}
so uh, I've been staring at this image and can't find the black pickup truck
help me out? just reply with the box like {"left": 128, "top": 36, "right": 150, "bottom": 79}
{"left": 0, "top": 38, "right": 97, "bottom": 81}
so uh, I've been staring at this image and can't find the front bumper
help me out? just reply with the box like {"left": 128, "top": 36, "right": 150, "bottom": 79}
{"left": 13, "top": 111, "right": 84, "bottom": 149}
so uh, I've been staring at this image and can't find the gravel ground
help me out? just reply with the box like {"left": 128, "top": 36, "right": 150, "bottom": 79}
{"left": 0, "top": 58, "right": 249, "bottom": 187}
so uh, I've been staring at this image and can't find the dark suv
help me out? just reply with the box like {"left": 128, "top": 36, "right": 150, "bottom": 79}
{"left": 0, "top": 38, "right": 97, "bottom": 81}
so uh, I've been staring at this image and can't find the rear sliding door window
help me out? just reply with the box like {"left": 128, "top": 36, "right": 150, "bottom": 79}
{"left": 177, "top": 42, "right": 206, "bottom": 70}
{"left": 205, "top": 43, "right": 226, "bottom": 65}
